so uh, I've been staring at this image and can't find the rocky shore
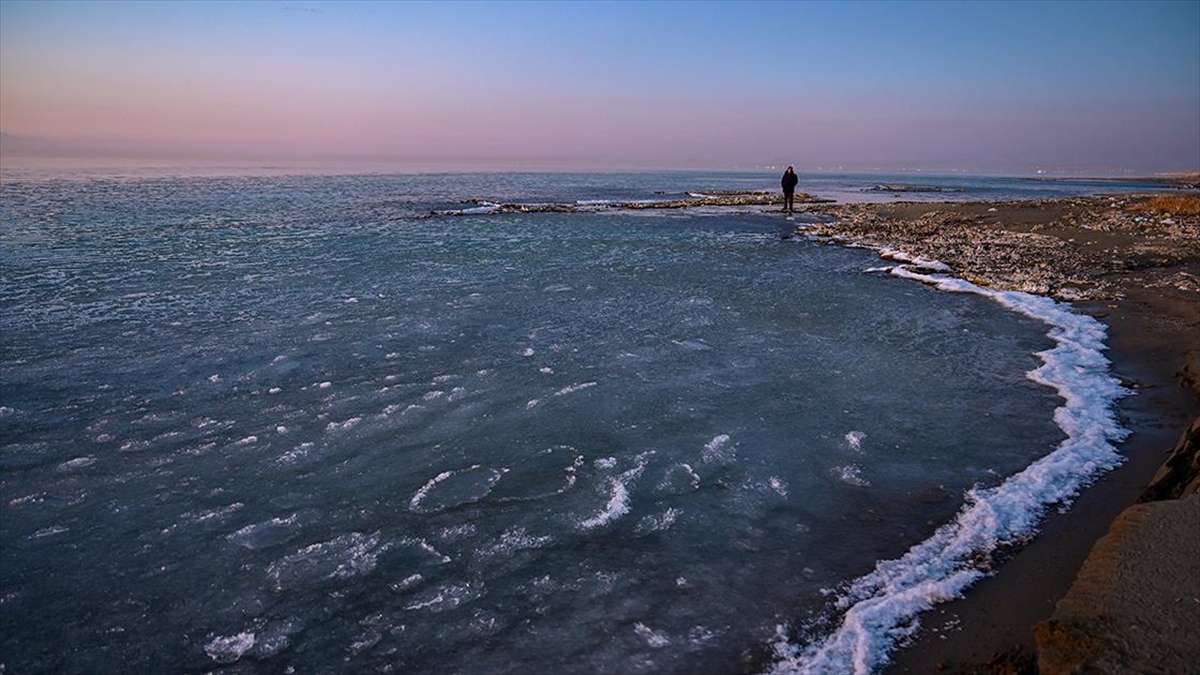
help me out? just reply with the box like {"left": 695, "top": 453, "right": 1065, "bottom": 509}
{"left": 797, "top": 195, "right": 1199, "bottom": 673}
{"left": 803, "top": 195, "right": 1200, "bottom": 302}
{"left": 437, "top": 190, "right": 832, "bottom": 215}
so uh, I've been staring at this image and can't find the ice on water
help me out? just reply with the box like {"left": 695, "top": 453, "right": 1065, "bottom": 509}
{"left": 769, "top": 266, "right": 1130, "bottom": 675}
{"left": 0, "top": 172, "right": 1128, "bottom": 675}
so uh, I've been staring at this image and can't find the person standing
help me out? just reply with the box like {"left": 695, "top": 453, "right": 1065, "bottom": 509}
{"left": 781, "top": 165, "right": 799, "bottom": 214}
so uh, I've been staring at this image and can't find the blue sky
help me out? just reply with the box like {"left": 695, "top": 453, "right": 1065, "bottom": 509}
{"left": 2, "top": 0, "right": 1198, "bottom": 173}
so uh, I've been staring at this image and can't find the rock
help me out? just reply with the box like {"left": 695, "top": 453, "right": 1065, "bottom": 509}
{"left": 437, "top": 191, "right": 834, "bottom": 217}
{"left": 1033, "top": 494, "right": 1200, "bottom": 674}
{"left": 1178, "top": 349, "right": 1200, "bottom": 397}
{"left": 1137, "top": 416, "right": 1200, "bottom": 503}
{"left": 805, "top": 195, "right": 1200, "bottom": 303}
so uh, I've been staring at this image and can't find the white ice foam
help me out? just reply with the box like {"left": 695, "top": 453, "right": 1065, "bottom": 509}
{"left": 403, "top": 581, "right": 484, "bottom": 612}
{"left": 634, "top": 622, "right": 672, "bottom": 648}
{"left": 555, "top": 381, "right": 597, "bottom": 396}
{"left": 276, "top": 442, "right": 314, "bottom": 465}
{"left": 579, "top": 455, "right": 650, "bottom": 530}
{"left": 672, "top": 338, "right": 713, "bottom": 351}
{"left": 205, "top": 631, "right": 256, "bottom": 663}
{"left": 769, "top": 476, "right": 789, "bottom": 498}
{"left": 411, "top": 470, "right": 459, "bottom": 511}
{"left": 57, "top": 456, "right": 97, "bottom": 471}
{"left": 408, "top": 465, "right": 506, "bottom": 514}
{"left": 30, "top": 525, "right": 69, "bottom": 539}
{"left": 176, "top": 502, "right": 245, "bottom": 528}
{"left": 656, "top": 463, "right": 702, "bottom": 494}
{"left": 446, "top": 202, "right": 502, "bottom": 215}
{"left": 831, "top": 464, "right": 870, "bottom": 487}
{"left": 9, "top": 493, "right": 46, "bottom": 507}
{"left": 439, "top": 523, "right": 478, "bottom": 541}
{"left": 478, "top": 526, "right": 554, "bottom": 559}
{"left": 205, "top": 618, "right": 303, "bottom": 663}
{"left": 877, "top": 247, "right": 953, "bottom": 272}
{"left": 266, "top": 531, "right": 385, "bottom": 591}
{"left": 390, "top": 573, "right": 424, "bottom": 593}
{"left": 768, "top": 268, "right": 1130, "bottom": 675}
{"left": 404, "top": 537, "right": 452, "bottom": 564}
{"left": 325, "top": 417, "right": 362, "bottom": 432}
{"left": 580, "top": 479, "right": 631, "bottom": 530}
{"left": 635, "top": 507, "right": 681, "bottom": 535}
{"left": 226, "top": 512, "right": 311, "bottom": 550}
{"left": 844, "top": 431, "right": 866, "bottom": 452}
{"left": 119, "top": 439, "right": 151, "bottom": 452}
{"left": 702, "top": 434, "right": 734, "bottom": 463}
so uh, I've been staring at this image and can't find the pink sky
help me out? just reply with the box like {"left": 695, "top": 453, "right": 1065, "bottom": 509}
{"left": 2, "top": 1, "right": 1198, "bottom": 173}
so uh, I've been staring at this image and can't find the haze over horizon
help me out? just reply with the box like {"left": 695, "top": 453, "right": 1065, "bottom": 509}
{"left": 2, "top": 0, "right": 1198, "bottom": 175}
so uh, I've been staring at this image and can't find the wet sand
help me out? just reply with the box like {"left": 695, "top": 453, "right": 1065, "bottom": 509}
{"left": 797, "top": 195, "right": 1200, "bottom": 672}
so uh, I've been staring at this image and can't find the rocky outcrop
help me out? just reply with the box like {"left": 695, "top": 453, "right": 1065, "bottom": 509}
{"left": 1137, "top": 417, "right": 1200, "bottom": 503}
{"left": 1032, "top": 494, "right": 1200, "bottom": 674}
{"left": 1178, "top": 349, "right": 1200, "bottom": 397}
{"left": 866, "top": 184, "right": 963, "bottom": 193}
{"left": 436, "top": 191, "right": 832, "bottom": 216}
{"left": 803, "top": 197, "right": 1200, "bottom": 301}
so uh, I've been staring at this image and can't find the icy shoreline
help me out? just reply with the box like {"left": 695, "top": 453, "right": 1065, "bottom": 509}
{"left": 768, "top": 252, "right": 1130, "bottom": 674}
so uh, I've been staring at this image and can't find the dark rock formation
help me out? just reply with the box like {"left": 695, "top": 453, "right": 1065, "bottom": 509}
{"left": 866, "top": 184, "right": 962, "bottom": 193}
{"left": 1178, "top": 349, "right": 1200, "bottom": 397}
{"left": 435, "top": 191, "right": 832, "bottom": 216}
{"left": 1137, "top": 417, "right": 1200, "bottom": 503}
{"left": 1033, "top": 495, "right": 1200, "bottom": 674}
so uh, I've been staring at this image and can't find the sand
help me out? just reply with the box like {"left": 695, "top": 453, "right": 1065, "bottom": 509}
{"left": 794, "top": 194, "right": 1200, "bottom": 673}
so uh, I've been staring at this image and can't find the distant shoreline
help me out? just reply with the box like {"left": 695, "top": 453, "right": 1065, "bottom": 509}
{"left": 1021, "top": 173, "right": 1200, "bottom": 188}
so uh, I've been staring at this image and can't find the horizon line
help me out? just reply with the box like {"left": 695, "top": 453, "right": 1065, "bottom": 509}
{"left": 3, "top": 131, "right": 1197, "bottom": 178}
{"left": 3, "top": 152, "right": 1194, "bottom": 180}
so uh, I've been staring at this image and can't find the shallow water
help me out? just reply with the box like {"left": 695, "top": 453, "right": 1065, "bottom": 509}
{"left": 1, "top": 172, "right": 1098, "bottom": 674}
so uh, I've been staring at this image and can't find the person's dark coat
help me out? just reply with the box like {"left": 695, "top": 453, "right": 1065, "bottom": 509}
{"left": 782, "top": 171, "right": 799, "bottom": 193}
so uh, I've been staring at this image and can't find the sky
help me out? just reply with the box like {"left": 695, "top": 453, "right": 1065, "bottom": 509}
{"left": 1, "top": 0, "right": 1198, "bottom": 173}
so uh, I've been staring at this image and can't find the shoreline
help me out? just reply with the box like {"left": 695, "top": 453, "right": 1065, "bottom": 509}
{"left": 795, "top": 194, "right": 1199, "bottom": 672}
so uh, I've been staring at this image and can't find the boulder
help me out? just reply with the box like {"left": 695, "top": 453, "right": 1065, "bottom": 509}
{"left": 1033, "top": 494, "right": 1200, "bottom": 674}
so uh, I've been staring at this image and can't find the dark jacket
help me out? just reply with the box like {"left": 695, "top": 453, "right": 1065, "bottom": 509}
{"left": 782, "top": 171, "right": 799, "bottom": 192}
